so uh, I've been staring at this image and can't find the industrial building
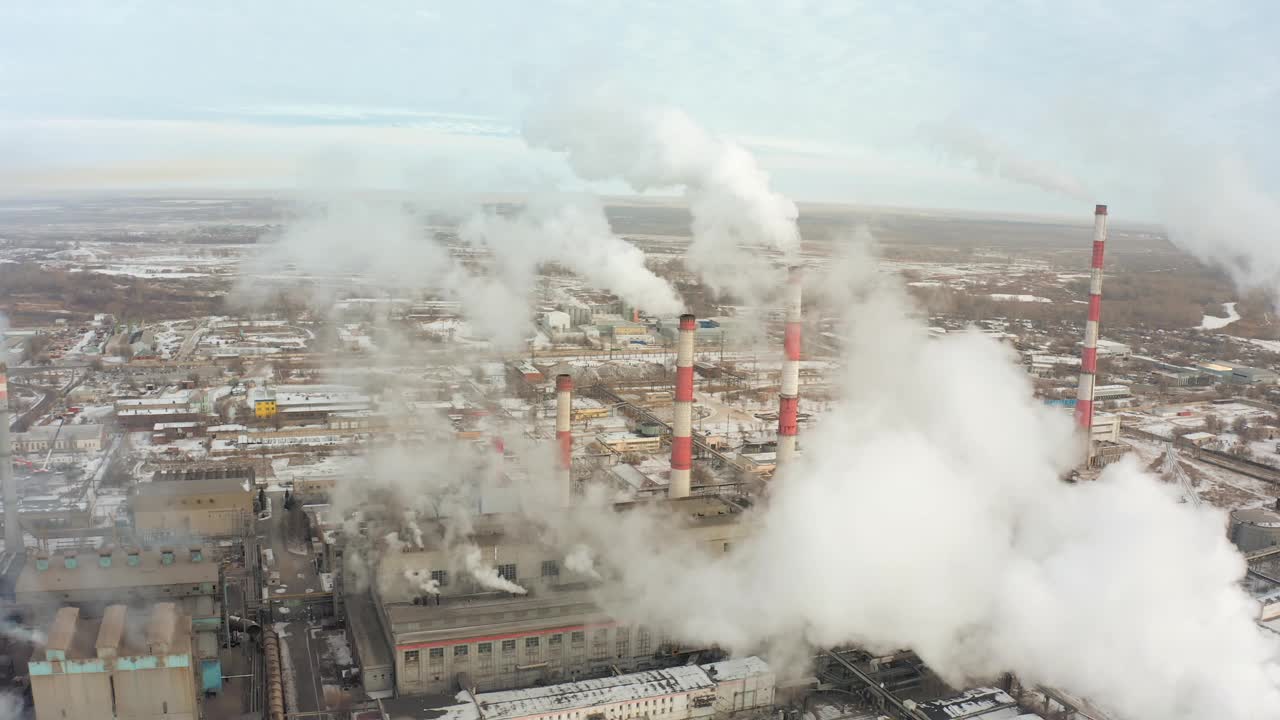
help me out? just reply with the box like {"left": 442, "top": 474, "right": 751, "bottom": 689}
{"left": 29, "top": 603, "right": 201, "bottom": 720}
{"left": 14, "top": 547, "right": 220, "bottom": 627}
{"left": 1230, "top": 508, "right": 1280, "bottom": 553}
{"left": 250, "top": 386, "right": 277, "bottom": 418}
{"left": 1197, "top": 361, "right": 1279, "bottom": 386}
{"left": 131, "top": 477, "right": 254, "bottom": 540}
{"left": 381, "top": 656, "right": 774, "bottom": 720}
{"left": 10, "top": 423, "right": 105, "bottom": 454}
{"left": 347, "top": 497, "right": 752, "bottom": 697}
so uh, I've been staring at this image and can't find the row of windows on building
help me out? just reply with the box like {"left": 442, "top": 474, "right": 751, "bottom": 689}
{"left": 424, "top": 560, "right": 559, "bottom": 589}
{"left": 404, "top": 627, "right": 655, "bottom": 669}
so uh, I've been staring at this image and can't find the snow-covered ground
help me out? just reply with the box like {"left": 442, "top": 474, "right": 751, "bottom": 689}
{"left": 1199, "top": 302, "right": 1240, "bottom": 330}
{"left": 989, "top": 294, "right": 1052, "bottom": 303}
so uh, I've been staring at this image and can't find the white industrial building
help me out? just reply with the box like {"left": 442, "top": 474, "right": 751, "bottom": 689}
{"left": 10, "top": 424, "right": 105, "bottom": 454}
{"left": 382, "top": 657, "right": 774, "bottom": 720}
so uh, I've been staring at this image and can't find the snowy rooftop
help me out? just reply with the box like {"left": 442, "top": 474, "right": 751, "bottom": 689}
{"left": 473, "top": 664, "right": 715, "bottom": 720}
{"left": 916, "top": 687, "right": 1018, "bottom": 720}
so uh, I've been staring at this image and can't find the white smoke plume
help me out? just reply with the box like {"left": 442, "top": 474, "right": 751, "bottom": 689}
{"left": 382, "top": 531, "right": 407, "bottom": 556}
{"left": 243, "top": 191, "right": 681, "bottom": 346}
{"left": 927, "top": 124, "right": 1092, "bottom": 201}
{"left": 531, "top": 240, "right": 1280, "bottom": 720}
{"left": 403, "top": 512, "right": 425, "bottom": 549}
{"left": 563, "top": 543, "right": 602, "bottom": 581}
{"left": 461, "top": 545, "right": 527, "bottom": 595}
{"left": 0, "top": 619, "right": 45, "bottom": 646}
{"left": 1157, "top": 152, "right": 1280, "bottom": 296}
{"left": 460, "top": 195, "right": 684, "bottom": 317}
{"left": 929, "top": 122, "right": 1280, "bottom": 302}
{"left": 403, "top": 569, "right": 441, "bottom": 595}
{"left": 524, "top": 94, "right": 799, "bottom": 302}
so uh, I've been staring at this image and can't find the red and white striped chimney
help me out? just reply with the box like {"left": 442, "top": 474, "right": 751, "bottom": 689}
{"left": 1074, "top": 205, "right": 1108, "bottom": 462}
{"left": 776, "top": 266, "right": 802, "bottom": 468}
{"left": 670, "top": 314, "right": 696, "bottom": 499}
{"left": 555, "top": 374, "right": 574, "bottom": 506}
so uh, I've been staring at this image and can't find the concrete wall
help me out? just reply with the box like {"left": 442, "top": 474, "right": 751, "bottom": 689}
{"left": 32, "top": 668, "right": 113, "bottom": 720}
{"left": 113, "top": 661, "right": 198, "bottom": 720}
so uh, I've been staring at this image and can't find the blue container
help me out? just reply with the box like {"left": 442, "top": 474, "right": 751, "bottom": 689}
{"left": 201, "top": 658, "right": 223, "bottom": 694}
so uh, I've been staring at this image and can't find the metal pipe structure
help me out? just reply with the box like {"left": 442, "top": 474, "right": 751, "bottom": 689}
{"left": 1073, "top": 205, "right": 1108, "bottom": 464}
{"left": 262, "top": 628, "right": 286, "bottom": 720}
{"left": 670, "top": 314, "right": 696, "bottom": 499}
{"left": 776, "top": 266, "right": 803, "bottom": 469}
{"left": 0, "top": 364, "right": 19, "bottom": 552}
{"left": 555, "top": 374, "right": 573, "bottom": 506}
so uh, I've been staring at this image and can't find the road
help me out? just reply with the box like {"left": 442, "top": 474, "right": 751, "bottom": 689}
{"left": 260, "top": 489, "right": 329, "bottom": 715}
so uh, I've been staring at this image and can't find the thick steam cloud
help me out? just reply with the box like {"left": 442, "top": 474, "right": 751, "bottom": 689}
{"left": 536, "top": 244, "right": 1280, "bottom": 720}
{"left": 525, "top": 95, "right": 799, "bottom": 302}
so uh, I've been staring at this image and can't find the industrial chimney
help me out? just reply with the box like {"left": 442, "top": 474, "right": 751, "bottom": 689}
{"left": 670, "top": 314, "right": 696, "bottom": 499}
{"left": 555, "top": 374, "right": 574, "bottom": 506}
{"left": 1074, "top": 205, "right": 1108, "bottom": 464}
{"left": 776, "top": 266, "right": 803, "bottom": 469}
{"left": 0, "top": 364, "right": 18, "bottom": 552}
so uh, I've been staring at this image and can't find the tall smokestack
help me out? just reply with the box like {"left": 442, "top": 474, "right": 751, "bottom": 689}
{"left": 1074, "top": 205, "right": 1108, "bottom": 464}
{"left": 555, "top": 374, "right": 573, "bottom": 506}
{"left": 670, "top": 314, "right": 696, "bottom": 499}
{"left": 776, "top": 266, "right": 802, "bottom": 468}
{"left": 0, "top": 365, "right": 18, "bottom": 552}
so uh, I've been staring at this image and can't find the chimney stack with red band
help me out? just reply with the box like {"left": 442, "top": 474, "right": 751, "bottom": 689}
{"left": 1074, "top": 205, "right": 1108, "bottom": 464}
{"left": 555, "top": 374, "right": 574, "bottom": 506}
{"left": 670, "top": 314, "right": 696, "bottom": 499}
{"left": 776, "top": 267, "right": 803, "bottom": 469}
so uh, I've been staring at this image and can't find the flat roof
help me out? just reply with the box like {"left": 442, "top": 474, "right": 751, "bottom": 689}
{"left": 134, "top": 477, "right": 250, "bottom": 497}
{"left": 476, "top": 664, "right": 715, "bottom": 720}
{"left": 16, "top": 549, "right": 218, "bottom": 595}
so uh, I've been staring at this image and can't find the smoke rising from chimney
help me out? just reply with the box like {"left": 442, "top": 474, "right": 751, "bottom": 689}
{"left": 927, "top": 124, "right": 1092, "bottom": 201}
{"left": 524, "top": 93, "right": 800, "bottom": 302}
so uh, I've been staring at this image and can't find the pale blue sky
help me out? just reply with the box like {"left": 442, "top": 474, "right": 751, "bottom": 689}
{"left": 1, "top": 0, "right": 1277, "bottom": 219}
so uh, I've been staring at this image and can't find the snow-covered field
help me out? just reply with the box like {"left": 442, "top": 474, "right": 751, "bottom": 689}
{"left": 1199, "top": 302, "right": 1240, "bottom": 330}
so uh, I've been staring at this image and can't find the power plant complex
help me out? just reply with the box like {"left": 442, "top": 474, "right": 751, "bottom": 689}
{"left": 0, "top": 199, "right": 1272, "bottom": 720}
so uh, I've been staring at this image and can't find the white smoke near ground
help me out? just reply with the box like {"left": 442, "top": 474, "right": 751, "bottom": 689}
{"left": 927, "top": 124, "right": 1092, "bottom": 201}
{"left": 461, "top": 545, "right": 527, "bottom": 595}
{"left": 524, "top": 94, "right": 799, "bottom": 302}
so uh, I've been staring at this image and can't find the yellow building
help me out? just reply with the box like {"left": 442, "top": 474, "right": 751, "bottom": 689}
{"left": 250, "top": 387, "right": 277, "bottom": 419}
{"left": 595, "top": 431, "right": 663, "bottom": 453}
